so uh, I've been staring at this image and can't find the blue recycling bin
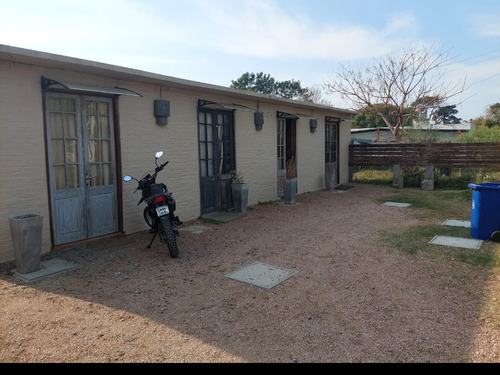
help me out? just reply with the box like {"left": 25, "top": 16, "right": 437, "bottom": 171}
{"left": 468, "top": 183, "right": 500, "bottom": 240}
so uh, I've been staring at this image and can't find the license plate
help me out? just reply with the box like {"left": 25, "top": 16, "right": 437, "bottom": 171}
{"left": 156, "top": 206, "right": 169, "bottom": 217}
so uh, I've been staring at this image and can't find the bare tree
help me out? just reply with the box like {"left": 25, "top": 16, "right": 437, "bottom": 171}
{"left": 324, "top": 44, "right": 465, "bottom": 142}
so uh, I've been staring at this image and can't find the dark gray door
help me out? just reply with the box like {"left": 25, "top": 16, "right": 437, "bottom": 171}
{"left": 277, "top": 115, "right": 297, "bottom": 195}
{"left": 198, "top": 109, "right": 234, "bottom": 214}
{"left": 45, "top": 93, "right": 118, "bottom": 245}
{"left": 325, "top": 119, "right": 340, "bottom": 183}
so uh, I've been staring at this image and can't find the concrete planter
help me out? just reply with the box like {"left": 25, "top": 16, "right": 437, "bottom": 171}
{"left": 9, "top": 214, "right": 43, "bottom": 274}
{"left": 232, "top": 183, "right": 249, "bottom": 212}
{"left": 325, "top": 173, "right": 336, "bottom": 191}
{"left": 284, "top": 178, "right": 297, "bottom": 204}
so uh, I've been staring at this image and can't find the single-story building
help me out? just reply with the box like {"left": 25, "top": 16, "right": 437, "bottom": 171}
{"left": 0, "top": 44, "right": 356, "bottom": 263}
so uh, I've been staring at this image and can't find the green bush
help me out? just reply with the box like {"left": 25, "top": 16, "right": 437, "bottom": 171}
{"left": 352, "top": 166, "right": 500, "bottom": 189}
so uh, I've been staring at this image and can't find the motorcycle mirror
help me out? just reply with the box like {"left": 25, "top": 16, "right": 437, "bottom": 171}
{"left": 155, "top": 151, "right": 163, "bottom": 159}
{"left": 123, "top": 175, "right": 132, "bottom": 182}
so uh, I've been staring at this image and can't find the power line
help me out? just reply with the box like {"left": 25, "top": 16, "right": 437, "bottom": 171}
{"left": 468, "top": 72, "right": 500, "bottom": 87}
{"left": 443, "top": 49, "right": 500, "bottom": 71}
{"left": 453, "top": 49, "right": 500, "bottom": 65}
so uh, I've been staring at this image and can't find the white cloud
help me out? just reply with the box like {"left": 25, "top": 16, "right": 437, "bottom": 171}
{"left": 2, "top": 0, "right": 496, "bottom": 119}
{"left": 174, "top": 0, "right": 424, "bottom": 61}
{"left": 0, "top": 0, "right": 431, "bottom": 63}
{"left": 445, "top": 58, "right": 500, "bottom": 119}
{"left": 468, "top": 14, "right": 500, "bottom": 38}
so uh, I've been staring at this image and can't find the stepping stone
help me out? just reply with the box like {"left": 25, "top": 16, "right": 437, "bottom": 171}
{"left": 429, "top": 235, "right": 482, "bottom": 250}
{"left": 383, "top": 202, "right": 411, "bottom": 207}
{"left": 443, "top": 219, "right": 471, "bottom": 228}
{"left": 225, "top": 262, "right": 298, "bottom": 289}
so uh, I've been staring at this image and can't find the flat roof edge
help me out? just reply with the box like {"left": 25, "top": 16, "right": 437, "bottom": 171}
{"left": 0, "top": 44, "right": 356, "bottom": 116}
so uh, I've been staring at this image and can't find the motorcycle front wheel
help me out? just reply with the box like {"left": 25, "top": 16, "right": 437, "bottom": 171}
{"left": 159, "top": 216, "right": 179, "bottom": 258}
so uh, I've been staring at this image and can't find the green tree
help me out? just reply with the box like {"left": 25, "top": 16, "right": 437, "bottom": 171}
{"left": 471, "top": 103, "right": 500, "bottom": 128}
{"left": 454, "top": 125, "right": 500, "bottom": 143}
{"left": 230, "top": 72, "right": 275, "bottom": 94}
{"left": 354, "top": 104, "right": 412, "bottom": 128}
{"left": 412, "top": 96, "right": 442, "bottom": 120}
{"left": 231, "top": 72, "right": 305, "bottom": 100}
{"left": 432, "top": 105, "right": 462, "bottom": 124}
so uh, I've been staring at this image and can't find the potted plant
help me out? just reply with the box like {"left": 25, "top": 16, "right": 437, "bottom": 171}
{"left": 231, "top": 170, "right": 249, "bottom": 212}
{"left": 9, "top": 214, "right": 43, "bottom": 274}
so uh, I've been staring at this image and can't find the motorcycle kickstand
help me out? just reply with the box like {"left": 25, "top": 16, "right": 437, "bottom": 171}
{"left": 147, "top": 231, "right": 157, "bottom": 249}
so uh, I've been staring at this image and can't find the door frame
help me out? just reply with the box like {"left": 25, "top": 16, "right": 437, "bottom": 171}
{"left": 197, "top": 106, "right": 235, "bottom": 214}
{"left": 325, "top": 117, "right": 340, "bottom": 185}
{"left": 277, "top": 112, "right": 297, "bottom": 196}
{"left": 43, "top": 90, "right": 121, "bottom": 246}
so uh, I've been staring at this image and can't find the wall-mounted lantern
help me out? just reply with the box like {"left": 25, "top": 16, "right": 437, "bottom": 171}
{"left": 154, "top": 99, "right": 170, "bottom": 125}
{"left": 254, "top": 111, "right": 264, "bottom": 130}
{"left": 310, "top": 118, "right": 318, "bottom": 133}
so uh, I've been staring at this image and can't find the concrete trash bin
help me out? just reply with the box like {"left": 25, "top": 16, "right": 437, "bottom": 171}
{"left": 468, "top": 183, "right": 500, "bottom": 240}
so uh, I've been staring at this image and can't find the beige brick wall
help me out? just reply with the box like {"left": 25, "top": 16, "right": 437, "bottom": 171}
{"left": 0, "top": 58, "right": 353, "bottom": 263}
{"left": 0, "top": 62, "right": 51, "bottom": 263}
{"left": 119, "top": 85, "right": 202, "bottom": 234}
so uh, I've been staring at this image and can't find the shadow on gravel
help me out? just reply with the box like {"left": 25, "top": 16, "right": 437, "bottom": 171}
{"left": 0, "top": 184, "right": 497, "bottom": 363}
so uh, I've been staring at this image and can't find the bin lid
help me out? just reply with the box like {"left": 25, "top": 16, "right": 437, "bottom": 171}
{"left": 468, "top": 183, "right": 500, "bottom": 190}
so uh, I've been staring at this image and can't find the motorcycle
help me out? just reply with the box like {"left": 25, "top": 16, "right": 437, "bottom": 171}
{"left": 123, "top": 151, "right": 182, "bottom": 258}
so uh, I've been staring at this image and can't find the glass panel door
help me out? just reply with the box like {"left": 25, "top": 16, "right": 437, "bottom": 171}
{"left": 198, "top": 108, "right": 234, "bottom": 214}
{"left": 45, "top": 93, "right": 118, "bottom": 245}
{"left": 325, "top": 119, "right": 339, "bottom": 183}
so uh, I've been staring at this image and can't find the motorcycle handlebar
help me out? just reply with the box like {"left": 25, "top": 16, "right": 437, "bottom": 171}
{"left": 152, "top": 161, "right": 169, "bottom": 177}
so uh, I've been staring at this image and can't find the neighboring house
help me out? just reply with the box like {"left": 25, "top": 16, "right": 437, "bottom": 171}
{"left": 0, "top": 44, "right": 356, "bottom": 263}
{"left": 351, "top": 123, "right": 474, "bottom": 144}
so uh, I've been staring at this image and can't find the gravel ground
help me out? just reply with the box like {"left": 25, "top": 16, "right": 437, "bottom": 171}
{"left": 0, "top": 183, "right": 499, "bottom": 363}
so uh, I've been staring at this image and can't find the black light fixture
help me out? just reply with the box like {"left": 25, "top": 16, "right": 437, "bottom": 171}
{"left": 310, "top": 118, "right": 318, "bottom": 133}
{"left": 254, "top": 111, "right": 264, "bottom": 130}
{"left": 154, "top": 99, "right": 170, "bottom": 125}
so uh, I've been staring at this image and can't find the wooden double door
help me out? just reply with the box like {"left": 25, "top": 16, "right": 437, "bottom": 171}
{"left": 45, "top": 92, "right": 118, "bottom": 245}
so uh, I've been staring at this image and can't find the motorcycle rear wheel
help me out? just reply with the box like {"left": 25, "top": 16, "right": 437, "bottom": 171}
{"left": 159, "top": 216, "right": 179, "bottom": 258}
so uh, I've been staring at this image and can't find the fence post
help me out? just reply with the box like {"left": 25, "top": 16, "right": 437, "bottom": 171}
{"left": 392, "top": 164, "right": 404, "bottom": 188}
{"left": 421, "top": 165, "right": 434, "bottom": 191}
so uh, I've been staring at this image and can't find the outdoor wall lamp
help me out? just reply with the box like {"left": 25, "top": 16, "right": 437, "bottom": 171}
{"left": 310, "top": 118, "right": 318, "bottom": 133}
{"left": 154, "top": 99, "right": 170, "bottom": 125}
{"left": 254, "top": 111, "right": 264, "bottom": 130}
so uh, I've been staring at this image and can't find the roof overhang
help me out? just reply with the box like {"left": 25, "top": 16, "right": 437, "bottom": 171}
{"left": 278, "top": 111, "right": 320, "bottom": 121}
{"left": 1, "top": 45, "right": 357, "bottom": 115}
{"left": 198, "top": 99, "right": 257, "bottom": 112}
{"left": 41, "top": 76, "right": 143, "bottom": 97}
{"left": 277, "top": 111, "right": 299, "bottom": 119}
{"left": 296, "top": 113, "right": 318, "bottom": 120}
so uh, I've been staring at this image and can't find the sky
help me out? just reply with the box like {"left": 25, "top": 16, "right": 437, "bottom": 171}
{"left": 1, "top": 0, "right": 499, "bottom": 121}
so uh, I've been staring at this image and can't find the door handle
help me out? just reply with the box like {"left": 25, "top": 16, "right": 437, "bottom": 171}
{"left": 85, "top": 175, "right": 96, "bottom": 186}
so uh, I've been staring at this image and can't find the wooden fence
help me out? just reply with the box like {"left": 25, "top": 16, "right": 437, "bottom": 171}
{"left": 349, "top": 142, "right": 500, "bottom": 169}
